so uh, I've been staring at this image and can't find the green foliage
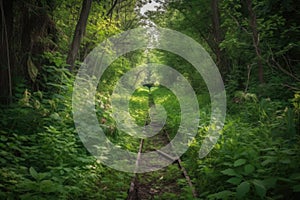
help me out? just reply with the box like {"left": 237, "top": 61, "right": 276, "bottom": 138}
{"left": 182, "top": 96, "right": 300, "bottom": 199}
{"left": 292, "top": 93, "right": 300, "bottom": 114}
{"left": 0, "top": 62, "right": 132, "bottom": 199}
{"left": 2, "top": 0, "right": 300, "bottom": 199}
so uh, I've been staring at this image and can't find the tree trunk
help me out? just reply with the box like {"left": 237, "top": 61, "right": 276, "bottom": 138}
{"left": 211, "top": 0, "right": 227, "bottom": 76}
{"left": 66, "top": 0, "right": 92, "bottom": 72}
{"left": 211, "top": 0, "right": 222, "bottom": 66}
{"left": 245, "top": 0, "right": 264, "bottom": 83}
{"left": 0, "top": 0, "right": 13, "bottom": 104}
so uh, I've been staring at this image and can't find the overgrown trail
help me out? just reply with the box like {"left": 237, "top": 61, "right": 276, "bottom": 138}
{"left": 127, "top": 90, "right": 196, "bottom": 200}
{"left": 1, "top": 0, "right": 300, "bottom": 199}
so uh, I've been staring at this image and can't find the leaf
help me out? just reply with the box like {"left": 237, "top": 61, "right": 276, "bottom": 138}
{"left": 263, "top": 177, "right": 277, "bottom": 189}
{"left": 27, "top": 56, "right": 38, "bottom": 82}
{"left": 234, "top": 159, "right": 247, "bottom": 167}
{"left": 252, "top": 180, "right": 266, "bottom": 198}
{"left": 236, "top": 181, "right": 250, "bottom": 199}
{"left": 40, "top": 180, "right": 61, "bottom": 193}
{"left": 38, "top": 172, "right": 49, "bottom": 181}
{"left": 244, "top": 164, "right": 255, "bottom": 174}
{"left": 50, "top": 113, "right": 61, "bottom": 120}
{"left": 261, "top": 156, "right": 276, "bottom": 166}
{"left": 227, "top": 177, "right": 243, "bottom": 185}
{"left": 0, "top": 135, "right": 8, "bottom": 142}
{"left": 29, "top": 167, "right": 38, "bottom": 180}
{"left": 17, "top": 180, "right": 37, "bottom": 191}
{"left": 221, "top": 168, "right": 242, "bottom": 177}
{"left": 208, "top": 190, "right": 235, "bottom": 199}
{"left": 277, "top": 177, "right": 294, "bottom": 183}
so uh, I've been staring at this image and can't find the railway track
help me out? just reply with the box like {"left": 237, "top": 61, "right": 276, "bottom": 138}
{"left": 127, "top": 89, "right": 197, "bottom": 200}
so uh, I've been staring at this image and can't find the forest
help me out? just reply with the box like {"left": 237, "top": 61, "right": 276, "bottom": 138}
{"left": 0, "top": 0, "right": 299, "bottom": 199}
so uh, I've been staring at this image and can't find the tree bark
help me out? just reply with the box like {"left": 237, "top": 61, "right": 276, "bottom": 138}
{"left": 211, "top": 0, "right": 227, "bottom": 75}
{"left": 211, "top": 0, "right": 221, "bottom": 65}
{"left": 66, "top": 0, "right": 92, "bottom": 72}
{"left": 0, "top": 0, "right": 13, "bottom": 104}
{"left": 245, "top": 0, "right": 264, "bottom": 83}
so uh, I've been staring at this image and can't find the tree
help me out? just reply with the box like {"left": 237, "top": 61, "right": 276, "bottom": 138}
{"left": 245, "top": 0, "right": 264, "bottom": 83}
{"left": 150, "top": 0, "right": 229, "bottom": 77}
{"left": 0, "top": 0, "right": 13, "bottom": 104}
{"left": 211, "top": 0, "right": 227, "bottom": 75}
{"left": 66, "top": 0, "right": 92, "bottom": 72}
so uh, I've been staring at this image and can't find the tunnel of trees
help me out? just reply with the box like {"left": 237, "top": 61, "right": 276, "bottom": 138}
{"left": 0, "top": 0, "right": 300, "bottom": 199}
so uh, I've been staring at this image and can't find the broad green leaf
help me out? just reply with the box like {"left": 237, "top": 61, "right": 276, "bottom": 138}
{"left": 252, "top": 180, "right": 266, "bottom": 198}
{"left": 261, "top": 156, "right": 276, "bottom": 166}
{"left": 38, "top": 172, "right": 49, "bottom": 181}
{"left": 0, "top": 135, "right": 7, "bottom": 142}
{"left": 29, "top": 167, "right": 38, "bottom": 180}
{"left": 208, "top": 190, "right": 235, "bottom": 199}
{"left": 257, "top": 169, "right": 266, "bottom": 173}
{"left": 263, "top": 177, "right": 277, "bottom": 189}
{"left": 236, "top": 181, "right": 250, "bottom": 199}
{"left": 234, "top": 159, "right": 247, "bottom": 167}
{"left": 50, "top": 113, "right": 60, "bottom": 120}
{"left": 40, "top": 180, "right": 60, "bottom": 193}
{"left": 221, "top": 168, "right": 242, "bottom": 177}
{"left": 16, "top": 180, "right": 37, "bottom": 191}
{"left": 226, "top": 177, "right": 243, "bottom": 185}
{"left": 244, "top": 164, "right": 255, "bottom": 174}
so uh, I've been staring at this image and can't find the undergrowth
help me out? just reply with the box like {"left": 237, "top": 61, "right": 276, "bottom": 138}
{"left": 1, "top": 63, "right": 300, "bottom": 199}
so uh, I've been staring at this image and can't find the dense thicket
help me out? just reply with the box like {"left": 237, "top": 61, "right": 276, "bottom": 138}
{"left": 0, "top": 0, "right": 299, "bottom": 199}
